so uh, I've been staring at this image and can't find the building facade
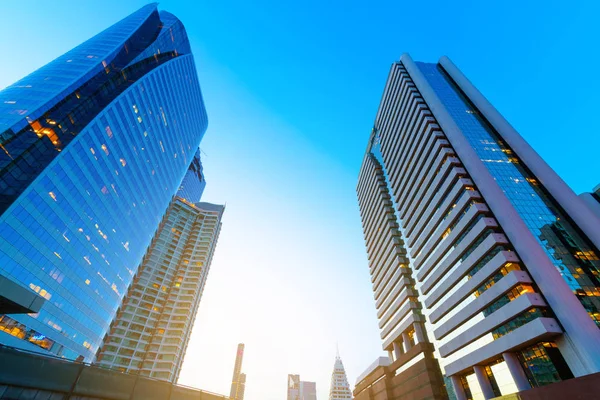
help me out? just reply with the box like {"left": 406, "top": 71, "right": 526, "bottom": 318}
{"left": 288, "top": 374, "right": 317, "bottom": 400}
{"left": 177, "top": 149, "right": 206, "bottom": 203}
{"left": 356, "top": 54, "right": 600, "bottom": 399}
{"left": 0, "top": 4, "right": 207, "bottom": 362}
{"left": 328, "top": 354, "right": 352, "bottom": 400}
{"left": 299, "top": 381, "right": 317, "bottom": 400}
{"left": 94, "top": 195, "right": 224, "bottom": 382}
{"left": 579, "top": 184, "right": 600, "bottom": 219}
{"left": 230, "top": 343, "right": 246, "bottom": 400}
{"left": 287, "top": 374, "right": 300, "bottom": 400}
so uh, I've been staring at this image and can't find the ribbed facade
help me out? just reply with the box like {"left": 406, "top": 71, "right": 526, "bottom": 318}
{"left": 95, "top": 199, "right": 223, "bottom": 382}
{"left": 357, "top": 54, "right": 600, "bottom": 400}
{"left": 0, "top": 4, "right": 207, "bottom": 362}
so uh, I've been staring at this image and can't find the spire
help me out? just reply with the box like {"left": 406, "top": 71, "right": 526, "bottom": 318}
{"left": 328, "top": 351, "right": 352, "bottom": 400}
{"left": 336, "top": 342, "right": 340, "bottom": 359}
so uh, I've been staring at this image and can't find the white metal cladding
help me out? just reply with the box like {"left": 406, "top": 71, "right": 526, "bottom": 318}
{"left": 360, "top": 60, "right": 563, "bottom": 376}
{"left": 357, "top": 150, "right": 420, "bottom": 351}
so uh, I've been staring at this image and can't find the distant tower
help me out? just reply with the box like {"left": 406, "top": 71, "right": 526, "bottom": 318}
{"left": 287, "top": 374, "right": 300, "bottom": 400}
{"left": 300, "top": 381, "right": 317, "bottom": 400}
{"left": 230, "top": 343, "right": 246, "bottom": 400}
{"left": 238, "top": 373, "right": 246, "bottom": 400}
{"left": 328, "top": 352, "right": 352, "bottom": 400}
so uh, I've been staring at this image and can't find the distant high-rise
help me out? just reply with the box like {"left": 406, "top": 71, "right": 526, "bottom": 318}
{"left": 237, "top": 373, "right": 247, "bottom": 400}
{"left": 299, "top": 381, "right": 317, "bottom": 400}
{"left": 0, "top": 4, "right": 207, "bottom": 362}
{"left": 230, "top": 343, "right": 246, "bottom": 400}
{"left": 287, "top": 374, "right": 300, "bottom": 400}
{"left": 328, "top": 354, "right": 352, "bottom": 400}
{"left": 95, "top": 191, "right": 224, "bottom": 381}
{"left": 357, "top": 54, "right": 600, "bottom": 399}
{"left": 288, "top": 374, "right": 317, "bottom": 400}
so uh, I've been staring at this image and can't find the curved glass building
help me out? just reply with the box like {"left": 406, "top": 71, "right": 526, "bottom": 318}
{"left": 0, "top": 4, "right": 208, "bottom": 362}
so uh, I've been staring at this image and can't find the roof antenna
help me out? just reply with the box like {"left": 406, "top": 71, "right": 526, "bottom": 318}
{"left": 336, "top": 342, "right": 340, "bottom": 359}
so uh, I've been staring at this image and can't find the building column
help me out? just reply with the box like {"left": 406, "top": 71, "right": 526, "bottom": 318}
{"left": 388, "top": 350, "right": 394, "bottom": 363}
{"left": 503, "top": 352, "right": 531, "bottom": 392}
{"left": 473, "top": 366, "right": 495, "bottom": 399}
{"left": 402, "top": 332, "right": 412, "bottom": 352}
{"left": 393, "top": 342, "right": 403, "bottom": 360}
{"left": 450, "top": 375, "right": 467, "bottom": 400}
{"left": 414, "top": 323, "right": 428, "bottom": 343}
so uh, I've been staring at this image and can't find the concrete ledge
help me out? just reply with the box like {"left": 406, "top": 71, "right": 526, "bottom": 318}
{"left": 0, "top": 275, "right": 45, "bottom": 314}
{"left": 434, "top": 271, "right": 533, "bottom": 340}
{"left": 420, "top": 226, "right": 504, "bottom": 296}
{"left": 428, "top": 255, "right": 524, "bottom": 324}
{"left": 444, "top": 317, "right": 562, "bottom": 376}
{"left": 439, "top": 293, "right": 547, "bottom": 357}
{"left": 382, "top": 313, "right": 424, "bottom": 350}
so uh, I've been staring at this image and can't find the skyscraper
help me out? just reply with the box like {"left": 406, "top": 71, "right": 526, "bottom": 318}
{"left": 287, "top": 374, "right": 300, "bottom": 400}
{"left": 177, "top": 149, "right": 206, "bottom": 203}
{"left": 288, "top": 374, "right": 317, "bottom": 400}
{"left": 230, "top": 343, "right": 246, "bottom": 400}
{"left": 0, "top": 4, "right": 207, "bottom": 362}
{"left": 237, "top": 373, "right": 247, "bottom": 400}
{"left": 357, "top": 54, "right": 600, "bottom": 399}
{"left": 94, "top": 175, "right": 224, "bottom": 382}
{"left": 328, "top": 353, "right": 352, "bottom": 400}
{"left": 299, "top": 381, "right": 317, "bottom": 400}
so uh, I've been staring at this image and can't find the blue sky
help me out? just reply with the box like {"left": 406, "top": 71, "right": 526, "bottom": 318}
{"left": 2, "top": 1, "right": 600, "bottom": 399}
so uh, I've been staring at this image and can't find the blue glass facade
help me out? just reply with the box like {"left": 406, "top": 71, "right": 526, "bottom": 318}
{"left": 0, "top": 5, "right": 208, "bottom": 361}
{"left": 416, "top": 62, "right": 600, "bottom": 326}
{"left": 177, "top": 149, "right": 206, "bottom": 202}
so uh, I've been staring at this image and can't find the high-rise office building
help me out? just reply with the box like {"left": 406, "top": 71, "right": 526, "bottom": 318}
{"left": 288, "top": 374, "right": 317, "bottom": 400}
{"left": 287, "top": 374, "right": 300, "bottom": 400}
{"left": 328, "top": 354, "right": 352, "bottom": 400}
{"left": 356, "top": 54, "right": 600, "bottom": 399}
{"left": 230, "top": 343, "right": 246, "bottom": 400}
{"left": 95, "top": 167, "right": 224, "bottom": 382}
{"left": 0, "top": 4, "right": 207, "bottom": 362}
{"left": 237, "top": 373, "right": 247, "bottom": 400}
{"left": 299, "top": 381, "right": 317, "bottom": 400}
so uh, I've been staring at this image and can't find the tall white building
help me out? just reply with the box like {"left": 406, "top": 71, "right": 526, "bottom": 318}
{"left": 328, "top": 354, "right": 352, "bottom": 400}
{"left": 356, "top": 53, "right": 600, "bottom": 399}
{"left": 95, "top": 198, "right": 224, "bottom": 382}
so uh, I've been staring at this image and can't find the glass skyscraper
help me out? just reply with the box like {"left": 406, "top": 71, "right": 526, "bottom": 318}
{"left": 0, "top": 4, "right": 208, "bottom": 362}
{"left": 356, "top": 54, "right": 600, "bottom": 400}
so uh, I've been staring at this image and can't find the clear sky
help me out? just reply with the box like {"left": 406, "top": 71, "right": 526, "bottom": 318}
{"left": 2, "top": 1, "right": 600, "bottom": 399}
